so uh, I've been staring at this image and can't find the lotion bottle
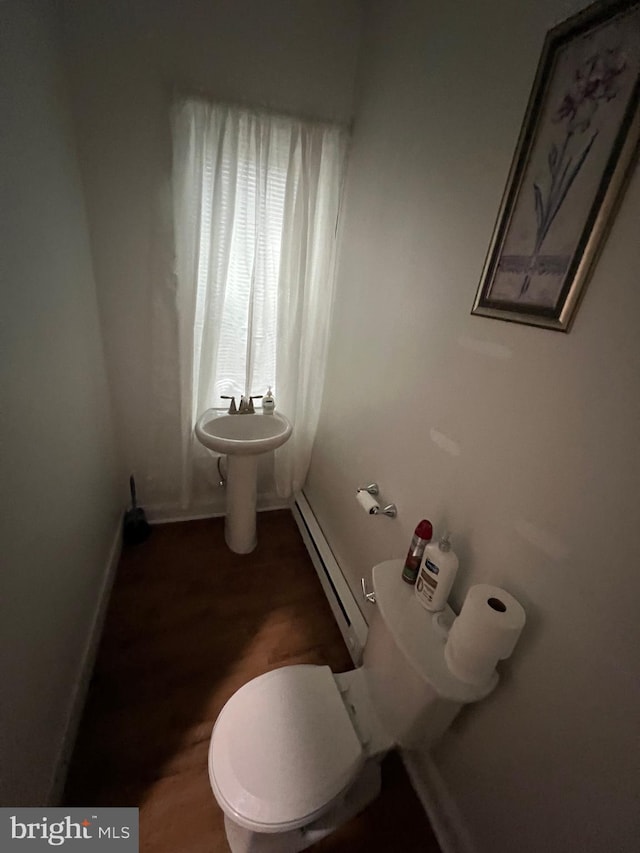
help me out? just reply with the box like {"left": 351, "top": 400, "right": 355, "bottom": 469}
{"left": 415, "top": 533, "right": 459, "bottom": 612}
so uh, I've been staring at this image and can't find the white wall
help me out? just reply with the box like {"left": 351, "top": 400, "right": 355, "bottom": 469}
{"left": 305, "top": 1, "right": 640, "bottom": 851}
{"left": 60, "top": 0, "right": 364, "bottom": 516}
{"left": 0, "top": 0, "right": 121, "bottom": 805}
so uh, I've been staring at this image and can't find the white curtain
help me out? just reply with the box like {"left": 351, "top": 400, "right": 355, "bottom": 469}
{"left": 171, "top": 98, "right": 348, "bottom": 505}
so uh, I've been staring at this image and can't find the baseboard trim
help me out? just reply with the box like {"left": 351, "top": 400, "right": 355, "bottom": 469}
{"left": 401, "top": 750, "right": 477, "bottom": 853}
{"left": 46, "top": 518, "right": 123, "bottom": 805}
{"left": 146, "top": 497, "right": 290, "bottom": 525}
{"left": 147, "top": 507, "right": 225, "bottom": 524}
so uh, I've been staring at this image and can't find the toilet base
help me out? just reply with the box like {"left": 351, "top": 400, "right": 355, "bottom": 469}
{"left": 223, "top": 760, "right": 382, "bottom": 853}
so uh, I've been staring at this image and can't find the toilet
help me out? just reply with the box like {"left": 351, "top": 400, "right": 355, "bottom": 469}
{"left": 208, "top": 559, "right": 497, "bottom": 853}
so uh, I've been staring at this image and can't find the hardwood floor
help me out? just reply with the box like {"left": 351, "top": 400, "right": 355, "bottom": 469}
{"left": 64, "top": 510, "right": 440, "bottom": 852}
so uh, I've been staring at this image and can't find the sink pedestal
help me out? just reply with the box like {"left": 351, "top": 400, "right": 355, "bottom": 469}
{"left": 225, "top": 455, "right": 259, "bottom": 554}
{"left": 195, "top": 408, "right": 292, "bottom": 554}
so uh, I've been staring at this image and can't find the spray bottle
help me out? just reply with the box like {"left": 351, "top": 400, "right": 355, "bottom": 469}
{"left": 402, "top": 519, "right": 433, "bottom": 584}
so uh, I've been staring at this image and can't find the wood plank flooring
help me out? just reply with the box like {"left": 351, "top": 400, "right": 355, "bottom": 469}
{"left": 64, "top": 510, "right": 440, "bottom": 852}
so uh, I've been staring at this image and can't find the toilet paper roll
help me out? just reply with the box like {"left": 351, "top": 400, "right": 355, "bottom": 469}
{"left": 356, "top": 489, "right": 380, "bottom": 515}
{"left": 444, "top": 584, "right": 526, "bottom": 686}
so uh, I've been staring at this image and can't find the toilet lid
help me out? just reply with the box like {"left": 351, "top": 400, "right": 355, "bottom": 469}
{"left": 209, "top": 665, "right": 364, "bottom": 831}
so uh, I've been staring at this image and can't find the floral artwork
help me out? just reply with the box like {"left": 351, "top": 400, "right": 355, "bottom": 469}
{"left": 472, "top": 0, "right": 640, "bottom": 331}
{"left": 522, "top": 49, "right": 627, "bottom": 296}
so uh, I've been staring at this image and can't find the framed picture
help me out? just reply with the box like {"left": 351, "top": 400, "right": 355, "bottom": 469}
{"left": 472, "top": 0, "right": 640, "bottom": 331}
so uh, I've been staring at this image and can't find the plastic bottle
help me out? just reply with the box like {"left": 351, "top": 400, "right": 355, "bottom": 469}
{"left": 415, "top": 533, "right": 459, "bottom": 612}
{"left": 263, "top": 387, "right": 275, "bottom": 414}
{"left": 402, "top": 519, "right": 433, "bottom": 584}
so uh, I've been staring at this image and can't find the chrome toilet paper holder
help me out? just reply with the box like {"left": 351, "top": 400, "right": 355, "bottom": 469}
{"left": 357, "top": 483, "right": 397, "bottom": 518}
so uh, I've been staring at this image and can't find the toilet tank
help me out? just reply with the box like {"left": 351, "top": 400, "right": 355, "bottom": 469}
{"left": 362, "top": 560, "right": 495, "bottom": 750}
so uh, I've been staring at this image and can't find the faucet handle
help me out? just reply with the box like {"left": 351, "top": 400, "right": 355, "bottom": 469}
{"left": 220, "top": 395, "right": 237, "bottom": 414}
{"left": 248, "top": 395, "right": 263, "bottom": 414}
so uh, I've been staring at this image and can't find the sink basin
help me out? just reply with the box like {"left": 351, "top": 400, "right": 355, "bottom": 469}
{"left": 195, "top": 409, "right": 292, "bottom": 456}
{"left": 194, "top": 408, "right": 293, "bottom": 555}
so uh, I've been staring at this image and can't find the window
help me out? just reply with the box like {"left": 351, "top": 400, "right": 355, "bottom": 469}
{"left": 171, "top": 98, "right": 347, "bottom": 497}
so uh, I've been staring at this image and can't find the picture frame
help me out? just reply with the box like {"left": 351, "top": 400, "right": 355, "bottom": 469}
{"left": 472, "top": 0, "right": 640, "bottom": 332}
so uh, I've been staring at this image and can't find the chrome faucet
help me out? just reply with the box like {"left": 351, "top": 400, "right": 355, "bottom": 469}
{"left": 221, "top": 394, "right": 263, "bottom": 414}
{"left": 239, "top": 394, "right": 263, "bottom": 414}
{"left": 220, "top": 395, "right": 237, "bottom": 414}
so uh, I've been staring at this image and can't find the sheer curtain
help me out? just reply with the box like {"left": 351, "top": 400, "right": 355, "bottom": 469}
{"left": 171, "top": 97, "right": 348, "bottom": 505}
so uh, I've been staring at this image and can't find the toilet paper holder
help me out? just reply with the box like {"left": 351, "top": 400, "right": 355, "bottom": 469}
{"left": 357, "top": 483, "right": 397, "bottom": 518}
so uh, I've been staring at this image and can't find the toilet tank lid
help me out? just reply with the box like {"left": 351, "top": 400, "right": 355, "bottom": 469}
{"left": 372, "top": 560, "right": 497, "bottom": 703}
{"left": 209, "top": 665, "right": 364, "bottom": 831}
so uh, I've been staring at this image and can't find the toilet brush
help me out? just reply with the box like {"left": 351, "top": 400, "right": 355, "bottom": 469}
{"left": 123, "top": 475, "right": 151, "bottom": 545}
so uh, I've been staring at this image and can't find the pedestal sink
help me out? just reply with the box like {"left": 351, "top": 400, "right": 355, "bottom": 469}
{"left": 195, "top": 409, "right": 292, "bottom": 554}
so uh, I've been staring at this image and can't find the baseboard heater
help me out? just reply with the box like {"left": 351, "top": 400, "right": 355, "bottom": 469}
{"left": 292, "top": 492, "right": 368, "bottom": 664}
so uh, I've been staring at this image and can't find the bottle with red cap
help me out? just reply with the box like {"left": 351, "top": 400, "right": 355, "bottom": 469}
{"left": 401, "top": 519, "right": 433, "bottom": 584}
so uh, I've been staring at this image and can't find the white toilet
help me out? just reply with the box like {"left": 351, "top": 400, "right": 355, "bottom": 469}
{"left": 208, "top": 559, "right": 496, "bottom": 853}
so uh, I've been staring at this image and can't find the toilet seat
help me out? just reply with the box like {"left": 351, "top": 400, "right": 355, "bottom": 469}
{"left": 209, "top": 665, "right": 364, "bottom": 833}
